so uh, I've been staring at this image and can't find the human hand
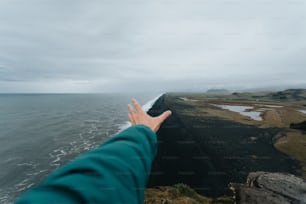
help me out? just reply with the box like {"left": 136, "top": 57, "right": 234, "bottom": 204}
{"left": 128, "top": 98, "right": 172, "bottom": 133}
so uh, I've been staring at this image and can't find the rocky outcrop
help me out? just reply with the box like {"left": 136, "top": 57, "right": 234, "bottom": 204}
{"left": 145, "top": 172, "right": 306, "bottom": 203}
{"left": 230, "top": 172, "right": 306, "bottom": 204}
{"left": 290, "top": 121, "right": 306, "bottom": 131}
{"left": 270, "top": 89, "right": 306, "bottom": 101}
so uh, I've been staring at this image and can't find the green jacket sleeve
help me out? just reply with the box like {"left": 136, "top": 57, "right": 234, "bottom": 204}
{"left": 16, "top": 125, "right": 157, "bottom": 204}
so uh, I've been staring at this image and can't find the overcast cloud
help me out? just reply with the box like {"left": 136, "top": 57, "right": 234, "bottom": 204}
{"left": 0, "top": 0, "right": 306, "bottom": 93}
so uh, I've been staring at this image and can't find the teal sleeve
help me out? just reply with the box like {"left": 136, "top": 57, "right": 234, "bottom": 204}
{"left": 15, "top": 125, "right": 157, "bottom": 204}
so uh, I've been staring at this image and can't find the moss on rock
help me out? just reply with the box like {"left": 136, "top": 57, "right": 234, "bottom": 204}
{"left": 144, "top": 184, "right": 233, "bottom": 204}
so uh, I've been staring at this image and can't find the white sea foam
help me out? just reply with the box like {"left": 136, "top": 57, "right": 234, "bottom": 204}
{"left": 213, "top": 104, "right": 262, "bottom": 121}
{"left": 0, "top": 190, "right": 10, "bottom": 204}
{"left": 26, "top": 169, "right": 47, "bottom": 176}
{"left": 118, "top": 121, "right": 132, "bottom": 132}
{"left": 142, "top": 94, "right": 163, "bottom": 112}
{"left": 17, "top": 163, "right": 36, "bottom": 167}
{"left": 49, "top": 149, "right": 68, "bottom": 167}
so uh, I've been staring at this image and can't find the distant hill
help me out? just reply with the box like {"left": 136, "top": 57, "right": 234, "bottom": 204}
{"left": 267, "top": 89, "right": 306, "bottom": 101}
{"left": 206, "top": 89, "right": 230, "bottom": 94}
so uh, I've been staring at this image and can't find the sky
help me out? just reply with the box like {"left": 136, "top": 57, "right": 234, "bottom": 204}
{"left": 0, "top": 0, "right": 306, "bottom": 93}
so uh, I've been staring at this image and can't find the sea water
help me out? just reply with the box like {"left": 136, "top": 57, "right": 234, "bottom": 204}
{"left": 0, "top": 93, "right": 158, "bottom": 203}
{"left": 213, "top": 104, "right": 262, "bottom": 121}
{"left": 299, "top": 110, "right": 306, "bottom": 114}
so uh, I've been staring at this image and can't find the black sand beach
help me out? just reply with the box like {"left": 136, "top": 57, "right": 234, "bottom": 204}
{"left": 147, "top": 94, "right": 300, "bottom": 197}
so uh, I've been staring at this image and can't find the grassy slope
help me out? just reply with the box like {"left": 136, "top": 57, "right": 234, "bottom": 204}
{"left": 145, "top": 184, "right": 233, "bottom": 204}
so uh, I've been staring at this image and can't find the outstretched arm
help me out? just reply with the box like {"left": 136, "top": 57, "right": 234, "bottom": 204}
{"left": 16, "top": 99, "right": 171, "bottom": 204}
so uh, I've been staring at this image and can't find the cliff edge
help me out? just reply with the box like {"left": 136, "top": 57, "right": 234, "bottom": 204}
{"left": 145, "top": 91, "right": 306, "bottom": 203}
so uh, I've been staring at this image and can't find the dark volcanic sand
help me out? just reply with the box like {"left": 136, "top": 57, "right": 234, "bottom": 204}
{"left": 147, "top": 94, "right": 299, "bottom": 197}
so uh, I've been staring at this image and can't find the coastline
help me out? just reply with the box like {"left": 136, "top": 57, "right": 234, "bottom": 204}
{"left": 146, "top": 92, "right": 305, "bottom": 197}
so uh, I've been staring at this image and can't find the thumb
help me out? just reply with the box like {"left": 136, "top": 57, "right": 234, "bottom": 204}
{"left": 157, "top": 110, "right": 172, "bottom": 124}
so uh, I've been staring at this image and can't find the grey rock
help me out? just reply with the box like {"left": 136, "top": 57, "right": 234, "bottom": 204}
{"left": 230, "top": 172, "right": 306, "bottom": 204}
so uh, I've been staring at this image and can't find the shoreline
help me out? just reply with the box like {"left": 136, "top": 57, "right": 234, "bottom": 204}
{"left": 147, "top": 92, "right": 304, "bottom": 197}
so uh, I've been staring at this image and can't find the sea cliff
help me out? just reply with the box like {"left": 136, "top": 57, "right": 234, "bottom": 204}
{"left": 145, "top": 90, "right": 306, "bottom": 203}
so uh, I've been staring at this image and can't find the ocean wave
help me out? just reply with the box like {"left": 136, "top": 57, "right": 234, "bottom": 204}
{"left": 0, "top": 190, "right": 10, "bottom": 204}
{"left": 49, "top": 149, "right": 67, "bottom": 167}
{"left": 118, "top": 121, "right": 131, "bottom": 132}
{"left": 142, "top": 94, "right": 163, "bottom": 112}
{"left": 0, "top": 165, "right": 43, "bottom": 204}
{"left": 48, "top": 118, "right": 112, "bottom": 165}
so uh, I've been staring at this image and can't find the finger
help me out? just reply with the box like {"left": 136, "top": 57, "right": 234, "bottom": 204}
{"left": 157, "top": 110, "right": 172, "bottom": 123}
{"left": 128, "top": 104, "right": 135, "bottom": 114}
{"left": 128, "top": 113, "right": 135, "bottom": 125}
{"left": 132, "top": 98, "right": 143, "bottom": 113}
{"left": 128, "top": 104, "right": 137, "bottom": 122}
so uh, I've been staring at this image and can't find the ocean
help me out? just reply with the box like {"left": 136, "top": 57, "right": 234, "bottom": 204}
{"left": 0, "top": 93, "right": 159, "bottom": 203}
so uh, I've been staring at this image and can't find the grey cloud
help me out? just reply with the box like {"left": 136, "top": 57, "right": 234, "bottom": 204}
{"left": 0, "top": 0, "right": 306, "bottom": 93}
